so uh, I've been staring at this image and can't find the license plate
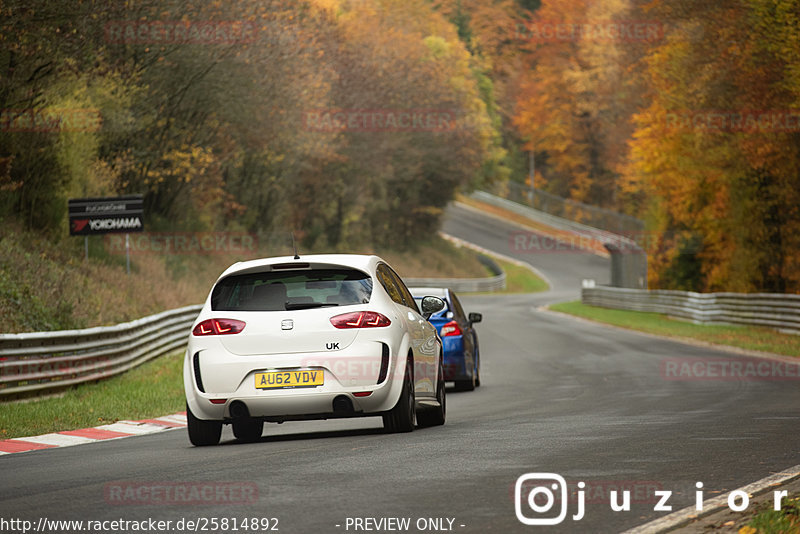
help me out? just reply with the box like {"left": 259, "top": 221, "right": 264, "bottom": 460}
{"left": 255, "top": 370, "right": 324, "bottom": 390}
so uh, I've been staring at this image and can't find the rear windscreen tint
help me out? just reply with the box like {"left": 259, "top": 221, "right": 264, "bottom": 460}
{"left": 211, "top": 269, "right": 373, "bottom": 311}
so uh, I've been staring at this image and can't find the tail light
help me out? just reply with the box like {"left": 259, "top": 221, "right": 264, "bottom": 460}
{"left": 440, "top": 320, "right": 462, "bottom": 337}
{"left": 330, "top": 311, "right": 391, "bottom": 329}
{"left": 192, "top": 319, "right": 246, "bottom": 336}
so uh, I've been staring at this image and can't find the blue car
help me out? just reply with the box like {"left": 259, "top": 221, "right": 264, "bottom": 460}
{"left": 410, "top": 287, "right": 482, "bottom": 391}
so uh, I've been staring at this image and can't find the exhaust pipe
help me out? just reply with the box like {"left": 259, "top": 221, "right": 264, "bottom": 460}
{"left": 229, "top": 400, "right": 250, "bottom": 419}
{"left": 332, "top": 395, "right": 354, "bottom": 414}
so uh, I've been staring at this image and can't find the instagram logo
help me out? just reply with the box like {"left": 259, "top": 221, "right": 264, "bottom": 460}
{"left": 514, "top": 473, "right": 793, "bottom": 524}
{"left": 515, "top": 473, "right": 584, "bottom": 525}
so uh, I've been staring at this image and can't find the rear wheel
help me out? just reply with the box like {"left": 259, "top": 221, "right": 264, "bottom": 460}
{"left": 383, "top": 357, "right": 415, "bottom": 433}
{"left": 417, "top": 359, "right": 446, "bottom": 427}
{"left": 232, "top": 419, "right": 263, "bottom": 443}
{"left": 474, "top": 347, "right": 481, "bottom": 388}
{"left": 186, "top": 403, "right": 222, "bottom": 446}
{"left": 454, "top": 366, "right": 476, "bottom": 392}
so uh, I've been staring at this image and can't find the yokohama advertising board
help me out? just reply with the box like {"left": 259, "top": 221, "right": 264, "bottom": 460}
{"left": 68, "top": 196, "right": 144, "bottom": 236}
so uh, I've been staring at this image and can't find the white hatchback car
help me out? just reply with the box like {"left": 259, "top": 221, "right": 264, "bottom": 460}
{"left": 184, "top": 254, "right": 447, "bottom": 446}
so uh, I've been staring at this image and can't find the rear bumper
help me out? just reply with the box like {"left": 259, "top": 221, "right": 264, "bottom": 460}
{"left": 184, "top": 341, "right": 407, "bottom": 421}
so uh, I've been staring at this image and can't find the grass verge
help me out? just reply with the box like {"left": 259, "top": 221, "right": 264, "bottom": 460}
{"left": 743, "top": 496, "right": 800, "bottom": 534}
{"left": 492, "top": 257, "right": 549, "bottom": 293}
{"left": 0, "top": 350, "right": 185, "bottom": 440}
{"left": 549, "top": 301, "right": 800, "bottom": 358}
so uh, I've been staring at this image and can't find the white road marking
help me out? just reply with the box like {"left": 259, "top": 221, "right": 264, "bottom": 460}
{"left": 622, "top": 464, "right": 800, "bottom": 533}
{"left": 16, "top": 433, "right": 98, "bottom": 447}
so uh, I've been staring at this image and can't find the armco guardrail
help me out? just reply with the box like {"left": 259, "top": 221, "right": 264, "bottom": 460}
{"left": 472, "top": 191, "right": 637, "bottom": 251}
{"left": 583, "top": 286, "right": 800, "bottom": 334}
{"left": 492, "top": 181, "right": 645, "bottom": 235}
{"left": 406, "top": 254, "right": 506, "bottom": 292}
{"left": 0, "top": 305, "right": 202, "bottom": 398}
{"left": 406, "top": 273, "right": 505, "bottom": 293}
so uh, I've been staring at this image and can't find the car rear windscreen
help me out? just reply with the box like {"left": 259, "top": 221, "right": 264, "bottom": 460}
{"left": 211, "top": 268, "right": 373, "bottom": 311}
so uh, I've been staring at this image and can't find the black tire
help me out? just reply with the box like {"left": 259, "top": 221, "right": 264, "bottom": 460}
{"left": 474, "top": 347, "right": 481, "bottom": 388}
{"left": 454, "top": 366, "right": 476, "bottom": 392}
{"left": 417, "top": 360, "right": 446, "bottom": 427}
{"left": 383, "top": 357, "right": 415, "bottom": 433}
{"left": 232, "top": 419, "right": 263, "bottom": 443}
{"left": 186, "top": 403, "right": 222, "bottom": 446}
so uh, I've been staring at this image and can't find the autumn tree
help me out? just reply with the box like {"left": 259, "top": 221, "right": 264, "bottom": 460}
{"left": 512, "top": 0, "right": 650, "bottom": 209}
{"left": 620, "top": 0, "right": 800, "bottom": 292}
{"left": 1, "top": 0, "right": 503, "bottom": 253}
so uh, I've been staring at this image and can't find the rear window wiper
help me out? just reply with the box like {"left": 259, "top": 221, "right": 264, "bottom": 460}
{"left": 284, "top": 302, "right": 339, "bottom": 310}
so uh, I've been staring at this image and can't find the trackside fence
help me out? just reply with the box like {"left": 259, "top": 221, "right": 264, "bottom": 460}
{"left": 406, "top": 255, "right": 506, "bottom": 292}
{"left": 490, "top": 181, "right": 645, "bottom": 235}
{"left": 582, "top": 286, "right": 800, "bottom": 334}
{"left": 0, "top": 305, "right": 203, "bottom": 399}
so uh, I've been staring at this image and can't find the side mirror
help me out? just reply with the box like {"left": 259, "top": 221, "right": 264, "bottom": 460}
{"left": 468, "top": 312, "right": 482, "bottom": 324}
{"left": 421, "top": 296, "right": 445, "bottom": 320}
